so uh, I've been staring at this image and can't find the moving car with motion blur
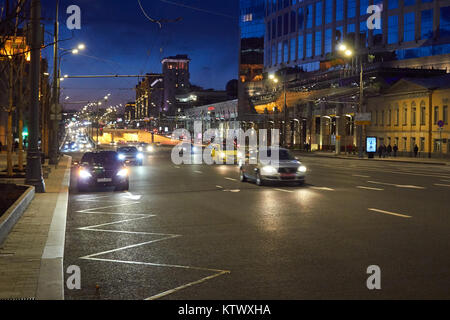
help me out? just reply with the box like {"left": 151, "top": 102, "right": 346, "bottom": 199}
{"left": 239, "top": 147, "right": 307, "bottom": 186}
{"left": 117, "top": 146, "right": 144, "bottom": 166}
{"left": 210, "top": 141, "right": 244, "bottom": 164}
{"left": 76, "top": 151, "right": 129, "bottom": 192}
{"left": 137, "top": 142, "right": 157, "bottom": 153}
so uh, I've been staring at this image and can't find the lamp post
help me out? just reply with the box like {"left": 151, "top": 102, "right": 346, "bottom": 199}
{"left": 269, "top": 72, "right": 288, "bottom": 147}
{"left": 26, "top": 0, "right": 45, "bottom": 192}
{"left": 337, "top": 43, "right": 365, "bottom": 159}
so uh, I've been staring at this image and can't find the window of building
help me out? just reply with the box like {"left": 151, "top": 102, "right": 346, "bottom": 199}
{"left": 306, "top": 33, "right": 313, "bottom": 57}
{"left": 316, "top": 1, "right": 322, "bottom": 26}
{"left": 325, "top": 28, "right": 332, "bottom": 54}
{"left": 298, "top": 7, "right": 305, "bottom": 30}
{"left": 434, "top": 106, "right": 439, "bottom": 124}
{"left": 315, "top": 31, "right": 322, "bottom": 56}
{"left": 395, "top": 105, "right": 399, "bottom": 126}
{"left": 388, "top": 15, "right": 399, "bottom": 44}
{"left": 298, "top": 35, "right": 304, "bottom": 59}
{"left": 439, "top": 7, "right": 450, "bottom": 38}
{"left": 404, "top": 12, "right": 415, "bottom": 42}
{"left": 348, "top": 0, "right": 356, "bottom": 19}
{"left": 404, "top": 0, "right": 415, "bottom": 6}
{"left": 374, "top": 111, "right": 378, "bottom": 126}
{"left": 360, "top": 0, "right": 369, "bottom": 16}
{"left": 388, "top": 0, "right": 398, "bottom": 10}
{"left": 403, "top": 106, "right": 408, "bottom": 125}
{"left": 444, "top": 105, "right": 448, "bottom": 124}
{"left": 336, "top": 0, "right": 344, "bottom": 21}
{"left": 272, "top": 44, "right": 277, "bottom": 66}
{"left": 360, "top": 21, "right": 368, "bottom": 47}
{"left": 284, "top": 13, "right": 289, "bottom": 35}
{"left": 420, "top": 102, "right": 426, "bottom": 125}
{"left": 306, "top": 5, "right": 313, "bottom": 29}
{"left": 290, "top": 10, "right": 297, "bottom": 33}
{"left": 290, "top": 37, "right": 296, "bottom": 61}
{"left": 325, "top": 0, "right": 332, "bottom": 24}
{"left": 283, "top": 40, "right": 289, "bottom": 62}
{"left": 381, "top": 110, "right": 384, "bottom": 126}
{"left": 277, "top": 42, "right": 282, "bottom": 64}
{"left": 272, "top": 19, "right": 277, "bottom": 39}
{"left": 387, "top": 108, "right": 391, "bottom": 126}
{"left": 411, "top": 104, "right": 417, "bottom": 126}
{"left": 421, "top": 10, "right": 433, "bottom": 40}
{"left": 403, "top": 137, "right": 407, "bottom": 151}
{"left": 277, "top": 15, "right": 283, "bottom": 37}
{"left": 420, "top": 137, "right": 425, "bottom": 152}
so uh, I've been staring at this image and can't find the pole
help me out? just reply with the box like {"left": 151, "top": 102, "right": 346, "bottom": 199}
{"left": 49, "top": 0, "right": 59, "bottom": 164}
{"left": 358, "top": 57, "right": 364, "bottom": 159}
{"left": 283, "top": 71, "right": 288, "bottom": 148}
{"left": 26, "top": 0, "right": 45, "bottom": 193}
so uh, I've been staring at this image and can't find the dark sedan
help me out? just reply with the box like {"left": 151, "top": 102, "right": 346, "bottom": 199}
{"left": 76, "top": 151, "right": 129, "bottom": 192}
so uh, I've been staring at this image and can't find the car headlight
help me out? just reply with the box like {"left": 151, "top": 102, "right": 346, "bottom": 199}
{"left": 147, "top": 146, "right": 154, "bottom": 152}
{"left": 118, "top": 154, "right": 125, "bottom": 160}
{"left": 298, "top": 165, "right": 307, "bottom": 173}
{"left": 261, "top": 165, "right": 278, "bottom": 175}
{"left": 137, "top": 153, "right": 144, "bottom": 159}
{"left": 79, "top": 169, "right": 92, "bottom": 179}
{"left": 116, "top": 168, "right": 129, "bottom": 177}
{"left": 138, "top": 147, "right": 143, "bottom": 152}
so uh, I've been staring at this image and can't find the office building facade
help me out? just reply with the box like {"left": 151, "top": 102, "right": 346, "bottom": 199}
{"left": 264, "top": 0, "right": 450, "bottom": 73}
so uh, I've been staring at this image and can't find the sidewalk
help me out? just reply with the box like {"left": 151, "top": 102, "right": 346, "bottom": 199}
{"left": 293, "top": 151, "right": 450, "bottom": 165}
{"left": 0, "top": 155, "right": 71, "bottom": 300}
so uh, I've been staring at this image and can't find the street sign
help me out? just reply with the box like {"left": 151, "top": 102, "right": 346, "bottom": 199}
{"left": 355, "top": 113, "right": 372, "bottom": 125}
{"left": 437, "top": 120, "right": 444, "bottom": 128}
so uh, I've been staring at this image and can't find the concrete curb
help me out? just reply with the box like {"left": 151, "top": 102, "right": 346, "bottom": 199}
{"left": 35, "top": 156, "right": 72, "bottom": 300}
{"left": 0, "top": 185, "right": 35, "bottom": 246}
{"left": 294, "top": 152, "right": 449, "bottom": 166}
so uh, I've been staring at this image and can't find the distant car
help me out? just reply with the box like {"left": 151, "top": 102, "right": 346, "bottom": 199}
{"left": 77, "top": 151, "right": 129, "bottom": 192}
{"left": 117, "top": 146, "right": 144, "bottom": 166}
{"left": 137, "top": 142, "right": 156, "bottom": 153}
{"left": 210, "top": 142, "right": 244, "bottom": 164}
{"left": 239, "top": 148, "right": 307, "bottom": 186}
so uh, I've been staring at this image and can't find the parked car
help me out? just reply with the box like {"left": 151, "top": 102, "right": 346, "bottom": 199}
{"left": 77, "top": 151, "right": 129, "bottom": 192}
{"left": 239, "top": 148, "right": 307, "bottom": 186}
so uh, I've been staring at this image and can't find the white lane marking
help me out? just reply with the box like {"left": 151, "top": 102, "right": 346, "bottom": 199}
{"left": 124, "top": 192, "right": 142, "bottom": 200}
{"left": 311, "top": 187, "right": 335, "bottom": 191}
{"left": 216, "top": 185, "right": 224, "bottom": 189}
{"left": 440, "top": 180, "right": 450, "bottom": 183}
{"left": 434, "top": 183, "right": 450, "bottom": 187}
{"left": 225, "top": 177, "right": 238, "bottom": 182}
{"left": 357, "top": 186, "right": 384, "bottom": 191}
{"left": 75, "top": 199, "right": 229, "bottom": 299}
{"left": 145, "top": 271, "right": 230, "bottom": 301}
{"left": 223, "top": 189, "right": 240, "bottom": 193}
{"left": 368, "top": 208, "right": 412, "bottom": 219}
{"left": 367, "top": 181, "right": 425, "bottom": 190}
{"left": 174, "top": 166, "right": 181, "bottom": 169}
{"left": 353, "top": 174, "right": 370, "bottom": 178}
{"left": 194, "top": 170, "right": 203, "bottom": 174}
{"left": 274, "top": 188, "right": 294, "bottom": 193}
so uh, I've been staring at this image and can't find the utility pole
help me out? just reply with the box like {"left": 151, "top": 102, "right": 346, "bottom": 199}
{"left": 26, "top": 0, "right": 45, "bottom": 193}
{"left": 49, "top": 0, "right": 59, "bottom": 165}
{"left": 358, "top": 57, "right": 364, "bottom": 159}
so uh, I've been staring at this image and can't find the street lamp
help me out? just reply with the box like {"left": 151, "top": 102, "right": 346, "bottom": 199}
{"left": 338, "top": 42, "right": 364, "bottom": 159}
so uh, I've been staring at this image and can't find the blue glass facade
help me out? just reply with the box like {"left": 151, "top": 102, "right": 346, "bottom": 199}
{"left": 264, "top": 0, "right": 450, "bottom": 72}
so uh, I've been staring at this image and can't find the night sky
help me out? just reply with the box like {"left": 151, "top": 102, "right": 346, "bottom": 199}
{"left": 41, "top": 0, "right": 239, "bottom": 111}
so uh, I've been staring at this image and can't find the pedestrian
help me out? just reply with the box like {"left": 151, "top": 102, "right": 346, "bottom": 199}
{"left": 387, "top": 144, "right": 392, "bottom": 157}
{"left": 414, "top": 144, "right": 419, "bottom": 158}
{"left": 393, "top": 144, "right": 398, "bottom": 157}
{"left": 382, "top": 144, "right": 387, "bottom": 158}
{"left": 0, "top": 140, "right": 2, "bottom": 152}
{"left": 14, "top": 140, "right": 19, "bottom": 152}
{"left": 378, "top": 145, "right": 383, "bottom": 158}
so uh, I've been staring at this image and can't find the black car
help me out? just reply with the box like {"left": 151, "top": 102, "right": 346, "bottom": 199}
{"left": 77, "top": 151, "right": 129, "bottom": 192}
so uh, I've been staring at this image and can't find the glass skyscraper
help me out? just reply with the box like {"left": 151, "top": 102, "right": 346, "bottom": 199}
{"left": 264, "top": 0, "right": 450, "bottom": 72}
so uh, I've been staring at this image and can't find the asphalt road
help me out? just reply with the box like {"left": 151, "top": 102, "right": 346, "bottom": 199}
{"left": 64, "top": 149, "right": 450, "bottom": 300}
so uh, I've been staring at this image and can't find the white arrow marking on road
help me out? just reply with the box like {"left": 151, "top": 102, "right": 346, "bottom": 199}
{"left": 368, "top": 208, "right": 412, "bottom": 219}
{"left": 357, "top": 186, "right": 384, "bottom": 191}
{"left": 367, "top": 181, "right": 425, "bottom": 189}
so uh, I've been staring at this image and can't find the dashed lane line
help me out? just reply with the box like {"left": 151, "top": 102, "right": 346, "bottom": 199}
{"left": 367, "top": 181, "right": 425, "bottom": 190}
{"left": 368, "top": 208, "right": 412, "bottom": 219}
{"left": 434, "top": 183, "right": 450, "bottom": 187}
{"left": 356, "top": 186, "right": 384, "bottom": 191}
